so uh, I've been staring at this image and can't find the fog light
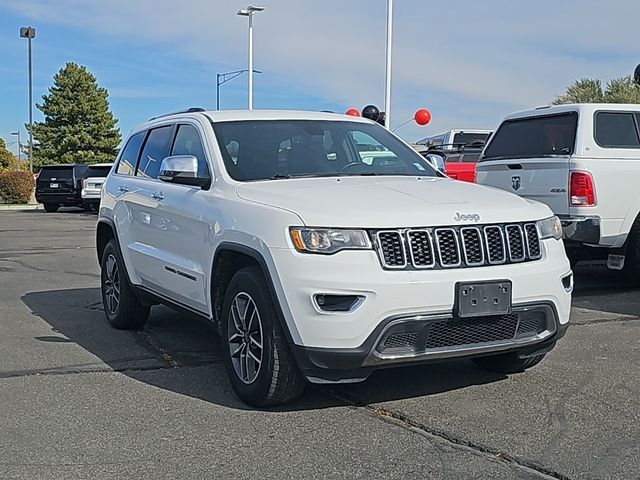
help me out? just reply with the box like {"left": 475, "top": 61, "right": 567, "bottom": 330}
{"left": 313, "top": 294, "right": 364, "bottom": 312}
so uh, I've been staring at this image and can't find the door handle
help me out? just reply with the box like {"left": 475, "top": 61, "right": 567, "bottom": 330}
{"left": 151, "top": 191, "right": 165, "bottom": 201}
{"left": 507, "top": 164, "right": 523, "bottom": 170}
{"left": 118, "top": 185, "right": 130, "bottom": 192}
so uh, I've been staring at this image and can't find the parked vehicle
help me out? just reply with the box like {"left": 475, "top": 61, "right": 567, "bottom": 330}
{"left": 414, "top": 143, "right": 485, "bottom": 182}
{"left": 476, "top": 103, "right": 640, "bottom": 272}
{"left": 81, "top": 163, "right": 113, "bottom": 211}
{"left": 35, "top": 164, "right": 88, "bottom": 212}
{"left": 417, "top": 129, "right": 493, "bottom": 150}
{"left": 97, "top": 108, "right": 571, "bottom": 406}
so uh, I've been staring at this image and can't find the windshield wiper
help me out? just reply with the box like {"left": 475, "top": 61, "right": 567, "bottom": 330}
{"left": 269, "top": 174, "right": 293, "bottom": 180}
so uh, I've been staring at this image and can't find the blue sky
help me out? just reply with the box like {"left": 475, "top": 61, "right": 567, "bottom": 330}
{"left": 1, "top": 0, "right": 639, "bottom": 156}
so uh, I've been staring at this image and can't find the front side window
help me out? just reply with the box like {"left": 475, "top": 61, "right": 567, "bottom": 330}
{"left": 482, "top": 112, "right": 578, "bottom": 161}
{"left": 137, "top": 126, "right": 173, "bottom": 179}
{"left": 594, "top": 112, "right": 640, "bottom": 148}
{"left": 171, "top": 124, "right": 210, "bottom": 177}
{"left": 212, "top": 120, "right": 437, "bottom": 181}
{"left": 116, "top": 132, "right": 145, "bottom": 175}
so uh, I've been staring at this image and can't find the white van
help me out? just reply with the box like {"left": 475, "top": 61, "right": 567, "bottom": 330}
{"left": 476, "top": 103, "right": 640, "bottom": 273}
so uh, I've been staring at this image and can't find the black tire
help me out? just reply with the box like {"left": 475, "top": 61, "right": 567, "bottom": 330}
{"left": 100, "top": 239, "right": 150, "bottom": 330}
{"left": 472, "top": 351, "right": 546, "bottom": 374}
{"left": 43, "top": 203, "right": 58, "bottom": 213}
{"left": 221, "top": 266, "right": 305, "bottom": 407}
{"left": 623, "top": 217, "right": 640, "bottom": 284}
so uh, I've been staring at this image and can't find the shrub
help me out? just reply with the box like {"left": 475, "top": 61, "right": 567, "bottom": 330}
{"left": 0, "top": 170, "right": 35, "bottom": 204}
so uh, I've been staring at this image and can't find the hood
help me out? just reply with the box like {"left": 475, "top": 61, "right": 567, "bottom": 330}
{"left": 236, "top": 176, "right": 552, "bottom": 228}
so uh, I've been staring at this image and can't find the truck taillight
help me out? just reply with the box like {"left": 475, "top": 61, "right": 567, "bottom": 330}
{"left": 570, "top": 171, "right": 595, "bottom": 206}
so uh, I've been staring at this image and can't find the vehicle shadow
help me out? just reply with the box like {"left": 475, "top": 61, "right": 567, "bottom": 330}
{"left": 572, "top": 261, "right": 640, "bottom": 318}
{"left": 23, "top": 288, "right": 511, "bottom": 412}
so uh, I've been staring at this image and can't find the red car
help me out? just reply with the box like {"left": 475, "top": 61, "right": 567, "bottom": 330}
{"left": 416, "top": 144, "right": 485, "bottom": 183}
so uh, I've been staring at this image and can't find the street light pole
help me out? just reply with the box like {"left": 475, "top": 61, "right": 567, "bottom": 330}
{"left": 384, "top": 0, "right": 393, "bottom": 130}
{"left": 11, "top": 132, "right": 21, "bottom": 163}
{"left": 237, "top": 6, "right": 266, "bottom": 110}
{"left": 216, "top": 69, "right": 262, "bottom": 110}
{"left": 20, "top": 26, "right": 36, "bottom": 173}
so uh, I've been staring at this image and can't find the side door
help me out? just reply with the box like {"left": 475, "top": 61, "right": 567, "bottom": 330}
{"left": 138, "top": 122, "right": 213, "bottom": 313}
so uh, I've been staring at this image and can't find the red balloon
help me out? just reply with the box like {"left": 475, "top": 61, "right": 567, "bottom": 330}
{"left": 414, "top": 108, "right": 432, "bottom": 126}
{"left": 345, "top": 108, "right": 360, "bottom": 117}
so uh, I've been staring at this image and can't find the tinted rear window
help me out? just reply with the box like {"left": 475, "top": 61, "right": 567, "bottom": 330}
{"left": 38, "top": 167, "right": 73, "bottom": 180}
{"left": 482, "top": 112, "right": 578, "bottom": 161}
{"left": 452, "top": 132, "right": 491, "bottom": 146}
{"left": 85, "top": 165, "right": 112, "bottom": 177}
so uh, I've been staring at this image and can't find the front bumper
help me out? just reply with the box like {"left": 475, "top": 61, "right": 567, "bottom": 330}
{"left": 291, "top": 302, "right": 568, "bottom": 383}
{"left": 560, "top": 216, "right": 600, "bottom": 244}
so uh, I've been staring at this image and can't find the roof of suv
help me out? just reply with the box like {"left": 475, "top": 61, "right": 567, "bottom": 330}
{"left": 141, "top": 109, "right": 373, "bottom": 129}
{"left": 504, "top": 103, "right": 640, "bottom": 121}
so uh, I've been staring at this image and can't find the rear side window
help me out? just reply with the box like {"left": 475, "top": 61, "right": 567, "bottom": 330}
{"left": 594, "top": 112, "right": 640, "bottom": 148}
{"left": 85, "top": 165, "right": 112, "bottom": 178}
{"left": 116, "top": 132, "right": 145, "bottom": 175}
{"left": 482, "top": 112, "right": 578, "bottom": 161}
{"left": 137, "top": 126, "right": 173, "bottom": 179}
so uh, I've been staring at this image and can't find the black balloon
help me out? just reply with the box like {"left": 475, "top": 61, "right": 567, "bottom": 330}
{"left": 377, "top": 111, "right": 386, "bottom": 126}
{"left": 361, "top": 105, "right": 380, "bottom": 121}
{"left": 634, "top": 64, "right": 640, "bottom": 86}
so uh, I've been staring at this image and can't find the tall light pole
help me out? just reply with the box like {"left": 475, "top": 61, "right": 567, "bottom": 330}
{"left": 236, "top": 5, "right": 266, "bottom": 110}
{"left": 20, "top": 26, "right": 35, "bottom": 173}
{"left": 11, "top": 131, "right": 21, "bottom": 163}
{"left": 384, "top": 0, "right": 393, "bottom": 130}
{"left": 216, "top": 69, "right": 262, "bottom": 110}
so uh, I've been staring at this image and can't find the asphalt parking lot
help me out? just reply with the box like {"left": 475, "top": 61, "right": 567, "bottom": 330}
{"left": 1, "top": 209, "right": 639, "bottom": 480}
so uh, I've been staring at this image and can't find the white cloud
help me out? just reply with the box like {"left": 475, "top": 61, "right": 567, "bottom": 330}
{"left": 3, "top": 0, "right": 639, "bottom": 140}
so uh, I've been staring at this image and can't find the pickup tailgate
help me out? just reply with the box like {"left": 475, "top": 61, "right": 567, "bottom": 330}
{"left": 476, "top": 158, "right": 569, "bottom": 215}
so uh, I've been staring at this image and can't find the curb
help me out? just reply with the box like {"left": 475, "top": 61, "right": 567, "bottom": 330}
{"left": 0, "top": 204, "right": 41, "bottom": 210}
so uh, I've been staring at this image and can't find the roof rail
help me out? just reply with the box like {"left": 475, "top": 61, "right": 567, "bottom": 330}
{"left": 148, "top": 107, "right": 205, "bottom": 121}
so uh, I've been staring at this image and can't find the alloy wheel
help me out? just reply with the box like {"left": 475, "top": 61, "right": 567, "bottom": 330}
{"left": 103, "top": 254, "right": 121, "bottom": 315}
{"left": 228, "top": 292, "right": 264, "bottom": 384}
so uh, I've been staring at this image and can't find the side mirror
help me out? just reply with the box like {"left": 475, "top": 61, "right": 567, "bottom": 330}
{"left": 159, "top": 155, "right": 210, "bottom": 188}
{"left": 425, "top": 153, "right": 446, "bottom": 173}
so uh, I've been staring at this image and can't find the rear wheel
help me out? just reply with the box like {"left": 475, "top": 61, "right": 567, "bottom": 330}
{"left": 100, "top": 239, "right": 149, "bottom": 330}
{"left": 472, "top": 351, "right": 546, "bottom": 374}
{"left": 623, "top": 217, "right": 640, "bottom": 285}
{"left": 565, "top": 246, "right": 581, "bottom": 268}
{"left": 221, "top": 266, "right": 305, "bottom": 407}
{"left": 43, "top": 203, "right": 58, "bottom": 213}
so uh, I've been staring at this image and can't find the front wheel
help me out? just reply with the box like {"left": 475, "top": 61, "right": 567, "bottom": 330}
{"left": 623, "top": 217, "right": 640, "bottom": 285}
{"left": 472, "top": 351, "right": 546, "bottom": 374}
{"left": 100, "top": 239, "right": 150, "bottom": 330}
{"left": 221, "top": 266, "right": 305, "bottom": 407}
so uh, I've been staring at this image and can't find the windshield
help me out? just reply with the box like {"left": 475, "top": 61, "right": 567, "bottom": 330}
{"left": 482, "top": 112, "right": 578, "bottom": 161}
{"left": 452, "top": 132, "right": 491, "bottom": 146}
{"left": 212, "top": 120, "right": 437, "bottom": 181}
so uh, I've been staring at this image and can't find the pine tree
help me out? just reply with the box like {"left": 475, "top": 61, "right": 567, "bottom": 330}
{"left": 29, "top": 63, "right": 121, "bottom": 166}
{"left": 0, "top": 138, "right": 16, "bottom": 171}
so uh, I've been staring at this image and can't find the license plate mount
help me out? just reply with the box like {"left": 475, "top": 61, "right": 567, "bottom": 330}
{"left": 455, "top": 280, "right": 512, "bottom": 318}
{"left": 50, "top": 183, "right": 59, "bottom": 188}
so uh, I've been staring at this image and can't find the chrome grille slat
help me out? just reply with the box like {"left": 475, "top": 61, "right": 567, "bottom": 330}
{"left": 407, "top": 230, "right": 435, "bottom": 268}
{"left": 524, "top": 223, "right": 542, "bottom": 259}
{"left": 373, "top": 222, "right": 542, "bottom": 270}
{"left": 460, "top": 227, "right": 484, "bottom": 266}
{"left": 505, "top": 224, "right": 526, "bottom": 262}
{"left": 435, "top": 228, "right": 461, "bottom": 267}
{"left": 376, "top": 231, "right": 407, "bottom": 269}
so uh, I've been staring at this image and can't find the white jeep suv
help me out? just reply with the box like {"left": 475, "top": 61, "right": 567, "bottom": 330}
{"left": 97, "top": 109, "right": 572, "bottom": 406}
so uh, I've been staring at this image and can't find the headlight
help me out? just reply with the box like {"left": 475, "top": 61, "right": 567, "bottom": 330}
{"left": 537, "top": 216, "right": 563, "bottom": 240}
{"left": 289, "top": 227, "right": 371, "bottom": 254}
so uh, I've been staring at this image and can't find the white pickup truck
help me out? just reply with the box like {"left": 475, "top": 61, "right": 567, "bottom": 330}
{"left": 477, "top": 103, "right": 640, "bottom": 276}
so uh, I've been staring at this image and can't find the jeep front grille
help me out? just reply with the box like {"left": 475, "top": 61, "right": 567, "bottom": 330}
{"left": 372, "top": 223, "right": 541, "bottom": 270}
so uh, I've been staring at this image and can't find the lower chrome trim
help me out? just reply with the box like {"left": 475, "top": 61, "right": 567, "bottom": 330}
{"left": 363, "top": 304, "right": 557, "bottom": 367}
